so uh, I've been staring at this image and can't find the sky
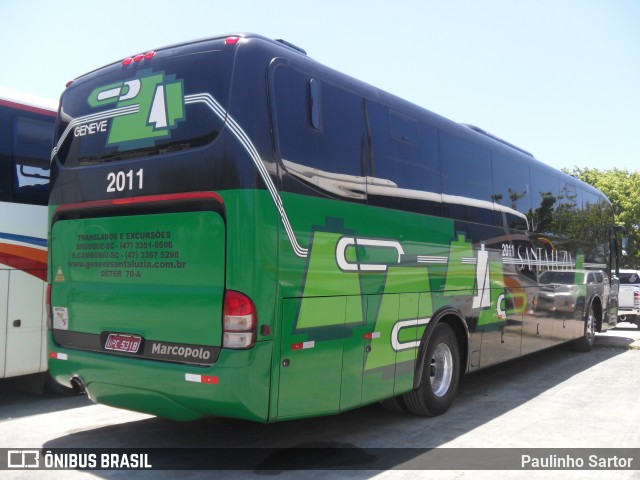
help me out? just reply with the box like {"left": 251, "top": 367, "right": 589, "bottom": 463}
{"left": 1, "top": 0, "right": 638, "bottom": 173}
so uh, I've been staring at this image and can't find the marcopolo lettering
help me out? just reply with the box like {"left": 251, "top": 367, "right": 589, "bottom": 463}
{"left": 150, "top": 341, "right": 212, "bottom": 362}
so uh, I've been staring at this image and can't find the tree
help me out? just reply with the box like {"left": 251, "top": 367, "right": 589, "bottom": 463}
{"left": 565, "top": 167, "right": 640, "bottom": 268}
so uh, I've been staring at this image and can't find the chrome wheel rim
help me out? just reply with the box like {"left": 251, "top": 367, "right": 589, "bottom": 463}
{"left": 430, "top": 343, "right": 453, "bottom": 397}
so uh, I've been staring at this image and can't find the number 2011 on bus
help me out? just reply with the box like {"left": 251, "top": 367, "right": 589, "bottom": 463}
{"left": 107, "top": 169, "right": 144, "bottom": 193}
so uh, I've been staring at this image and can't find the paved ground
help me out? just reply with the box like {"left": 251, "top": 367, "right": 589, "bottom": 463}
{"left": 1, "top": 324, "right": 640, "bottom": 479}
{"left": 596, "top": 322, "right": 640, "bottom": 350}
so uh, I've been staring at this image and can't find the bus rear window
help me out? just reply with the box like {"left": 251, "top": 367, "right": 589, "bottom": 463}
{"left": 55, "top": 44, "right": 233, "bottom": 166}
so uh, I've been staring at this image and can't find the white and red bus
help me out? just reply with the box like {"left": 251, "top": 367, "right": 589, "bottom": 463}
{"left": 0, "top": 87, "right": 56, "bottom": 391}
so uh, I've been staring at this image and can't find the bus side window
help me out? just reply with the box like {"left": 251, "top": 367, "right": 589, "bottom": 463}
{"left": 555, "top": 180, "right": 582, "bottom": 236}
{"left": 13, "top": 116, "right": 53, "bottom": 206}
{"left": 491, "top": 152, "right": 531, "bottom": 230}
{"left": 530, "top": 168, "right": 559, "bottom": 234}
{"left": 440, "top": 130, "right": 494, "bottom": 224}
{"left": 272, "top": 65, "right": 319, "bottom": 171}
{"left": 583, "top": 190, "right": 602, "bottom": 237}
{"left": 367, "top": 101, "right": 440, "bottom": 194}
{"left": 440, "top": 131, "right": 492, "bottom": 202}
{"left": 319, "top": 83, "right": 365, "bottom": 179}
{"left": 389, "top": 110, "right": 418, "bottom": 145}
{"left": 0, "top": 106, "right": 11, "bottom": 201}
{"left": 272, "top": 66, "right": 365, "bottom": 196}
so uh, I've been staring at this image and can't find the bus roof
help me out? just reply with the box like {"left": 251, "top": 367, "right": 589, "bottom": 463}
{"left": 58, "top": 32, "right": 609, "bottom": 205}
{"left": 0, "top": 86, "right": 58, "bottom": 115}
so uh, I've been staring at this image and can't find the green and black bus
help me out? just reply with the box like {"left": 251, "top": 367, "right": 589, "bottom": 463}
{"left": 48, "top": 33, "right": 620, "bottom": 422}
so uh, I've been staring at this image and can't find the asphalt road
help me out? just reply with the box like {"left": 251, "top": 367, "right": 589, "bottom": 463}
{"left": 2, "top": 324, "right": 640, "bottom": 479}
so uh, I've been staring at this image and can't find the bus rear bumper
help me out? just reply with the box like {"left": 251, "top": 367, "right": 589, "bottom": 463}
{"left": 48, "top": 339, "right": 273, "bottom": 422}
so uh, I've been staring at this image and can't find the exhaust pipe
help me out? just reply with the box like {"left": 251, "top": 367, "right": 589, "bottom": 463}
{"left": 70, "top": 375, "right": 86, "bottom": 395}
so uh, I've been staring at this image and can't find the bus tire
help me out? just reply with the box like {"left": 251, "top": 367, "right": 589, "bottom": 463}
{"left": 379, "top": 395, "right": 408, "bottom": 414}
{"left": 404, "top": 323, "right": 460, "bottom": 417}
{"left": 573, "top": 303, "right": 596, "bottom": 352}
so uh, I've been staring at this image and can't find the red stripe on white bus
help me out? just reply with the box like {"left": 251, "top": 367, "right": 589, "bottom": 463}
{"left": 0, "top": 98, "right": 56, "bottom": 117}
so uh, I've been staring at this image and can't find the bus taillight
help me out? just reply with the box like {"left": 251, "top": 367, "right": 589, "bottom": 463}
{"left": 223, "top": 290, "right": 257, "bottom": 349}
{"left": 122, "top": 51, "right": 155, "bottom": 66}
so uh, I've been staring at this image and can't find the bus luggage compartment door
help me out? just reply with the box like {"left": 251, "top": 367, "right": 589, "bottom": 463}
{"left": 5, "top": 271, "right": 46, "bottom": 377}
{"left": 50, "top": 208, "right": 226, "bottom": 360}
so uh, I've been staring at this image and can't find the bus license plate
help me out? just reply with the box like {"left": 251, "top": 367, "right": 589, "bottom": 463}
{"left": 104, "top": 333, "right": 142, "bottom": 353}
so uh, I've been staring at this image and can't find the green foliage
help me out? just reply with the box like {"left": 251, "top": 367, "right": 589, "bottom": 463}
{"left": 565, "top": 167, "right": 640, "bottom": 268}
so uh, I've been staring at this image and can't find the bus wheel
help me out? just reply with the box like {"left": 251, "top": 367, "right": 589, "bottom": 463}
{"left": 379, "top": 395, "right": 408, "bottom": 414}
{"left": 573, "top": 303, "right": 596, "bottom": 352}
{"left": 404, "top": 323, "right": 460, "bottom": 417}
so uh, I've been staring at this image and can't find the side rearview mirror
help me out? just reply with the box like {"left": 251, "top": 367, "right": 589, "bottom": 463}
{"left": 622, "top": 237, "right": 629, "bottom": 256}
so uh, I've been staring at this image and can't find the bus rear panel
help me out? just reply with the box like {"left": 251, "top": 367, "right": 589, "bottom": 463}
{"left": 49, "top": 36, "right": 278, "bottom": 421}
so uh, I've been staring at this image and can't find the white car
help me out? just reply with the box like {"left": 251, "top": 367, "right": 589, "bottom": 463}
{"left": 617, "top": 269, "right": 640, "bottom": 328}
